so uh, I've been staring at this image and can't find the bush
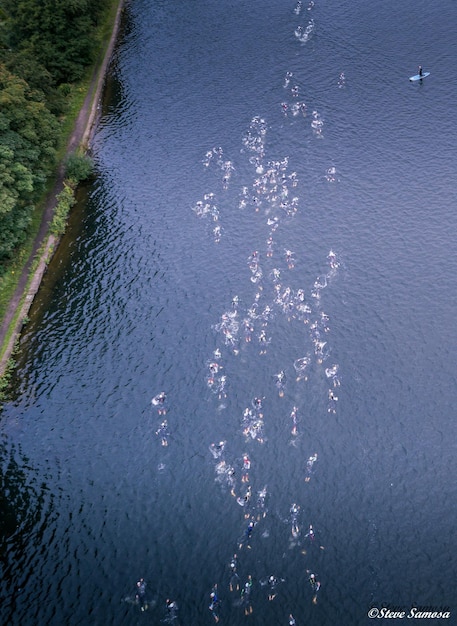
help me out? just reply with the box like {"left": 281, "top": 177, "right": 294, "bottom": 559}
{"left": 50, "top": 182, "right": 76, "bottom": 236}
{"left": 65, "top": 152, "right": 94, "bottom": 183}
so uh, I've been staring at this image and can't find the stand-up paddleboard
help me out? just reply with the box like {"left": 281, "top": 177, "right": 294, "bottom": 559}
{"left": 409, "top": 71, "right": 430, "bottom": 81}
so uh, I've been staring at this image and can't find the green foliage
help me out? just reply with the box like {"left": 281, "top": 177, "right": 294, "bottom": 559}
{"left": 0, "top": 63, "right": 59, "bottom": 267}
{"left": 0, "top": 0, "right": 114, "bottom": 277}
{"left": 1, "top": 49, "right": 68, "bottom": 115}
{"left": 1, "top": 0, "right": 110, "bottom": 85}
{"left": 50, "top": 182, "right": 76, "bottom": 236}
{"left": 0, "top": 348, "right": 17, "bottom": 404}
{"left": 65, "top": 152, "right": 94, "bottom": 183}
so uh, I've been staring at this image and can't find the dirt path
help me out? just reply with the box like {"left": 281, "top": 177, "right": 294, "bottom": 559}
{"left": 0, "top": 0, "right": 124, "bottom": 375}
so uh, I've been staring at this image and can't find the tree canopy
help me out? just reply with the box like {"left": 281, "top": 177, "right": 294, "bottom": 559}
{"left": 0, "top": 65, "right": 59, "bottom": 261}
{"left": 1, "top": 0, "right": 109, "bottom": 84}
{"left": 0, "top": 0, "right": 111, "bottom": 271}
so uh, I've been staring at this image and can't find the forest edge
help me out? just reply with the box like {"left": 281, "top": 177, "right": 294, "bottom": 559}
{"left": 0, "top": 0, "right": 125, "bottom": 377}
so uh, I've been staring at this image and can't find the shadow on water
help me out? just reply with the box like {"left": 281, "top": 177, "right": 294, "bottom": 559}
{"left": 0, "top": 440, "right": 57, "bottom": 623}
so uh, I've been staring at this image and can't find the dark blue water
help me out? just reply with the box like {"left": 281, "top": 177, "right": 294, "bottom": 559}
{"left": 2, "top": 0, "right": 457, "bottom": 624}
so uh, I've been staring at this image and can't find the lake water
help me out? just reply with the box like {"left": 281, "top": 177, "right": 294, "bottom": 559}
{"left": 1, "top": 0, "right": 457, "bottom": 624}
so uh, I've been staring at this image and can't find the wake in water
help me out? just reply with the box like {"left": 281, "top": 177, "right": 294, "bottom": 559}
{"left": 294, "top": 19, "right": 315, "bottom": 43}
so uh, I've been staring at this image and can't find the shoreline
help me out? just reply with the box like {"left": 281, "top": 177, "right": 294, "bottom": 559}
{"left": 0, "top": 0, "right": 125, "bottom": 377}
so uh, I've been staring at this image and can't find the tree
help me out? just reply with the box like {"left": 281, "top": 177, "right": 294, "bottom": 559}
{"left": 1, "top": 0, "right": 109, "bottom": 84}
{"left": 0, "top": 64, "right": 59, "bottom": 267}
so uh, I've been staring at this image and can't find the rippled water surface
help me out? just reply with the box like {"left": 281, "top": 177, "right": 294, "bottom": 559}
{"left": 2, "top": 0, "right": 457, "bottom": 624}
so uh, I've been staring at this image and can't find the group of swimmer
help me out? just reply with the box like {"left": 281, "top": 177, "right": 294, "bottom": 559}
{"left": 208, "top": 243, "right": 341, "bottom": 417}
{"left": 203, "top": 438, "right": 326, "bottom": 619}
{"left": 127, "top": 578, "right": 180, "bottom": 620}
{"left": 202, "top": 242, "right": 339, "bottom": 620}
{"left": 143, "top": 0, "right": 349, "bottom": 621}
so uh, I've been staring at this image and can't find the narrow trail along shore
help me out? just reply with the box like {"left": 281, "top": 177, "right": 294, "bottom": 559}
{"left": 0, "top": 0, "right": 125, "bottom": 377}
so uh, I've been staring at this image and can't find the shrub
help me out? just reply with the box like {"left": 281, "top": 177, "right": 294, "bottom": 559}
{"left": 50, "top": 182, "right": 76, "bottom": 236}
{"left": 65, "top": 152, "right": 94, "bottom": 183}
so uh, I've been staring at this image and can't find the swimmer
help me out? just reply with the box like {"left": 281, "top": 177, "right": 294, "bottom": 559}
{"left": 243, "top": 318, "right": 254, "bottom": 342}
{"left": 151, "top": 391, "right": 167, "bottom": 415}
{"left": 135, "top": 578, "right": 147, "bottom": 611}
{"left": 213, "top": 225, "right": 222, "bottom": 243}
{"left": 209, "top": 584, "right": 221, "bottom": 623}
{"left": 260, "top": 305, "right": 272, "bottom": 324}
{"left": 284, "top": 249, "right": 295, "bottom": 269}
{"left": 242, "top": 454, "right": 251, "bottom": 482}
{"left": 289, "top": 615, "right": 296, "bottom": 626}
{"left": 248, "top": 250, "right": 259, "bottom": 269}
{"left": 165, "top": 598, "right": 179, "bottom": 620}
{"left": 290, "top": 406, "right": 299, "bottom": 436}
{"left": 308, "top": 573, "right": 321, "bottom": 603}
{"left": 305, "top": 523, "right": 315, "bottom": 542}
{"left": 314, "top": 340, "right": 327, "bottom": 363}
{"left": 327, "top": 249, "right": 339, "bottom": 270}
{"left": 305, "top": 453, "right": 318, "bottom": 482}
{"left": 229, "top": 554, "right": 240, "bottom": 591}
{"left": 208, "top": 361, "right": 221, "bottom": 375}
{"left": 239, "top": 520, "right": 255, "bottom": 549}
{"left": 305, "top": 523, "right": 325, "bottom": 550}
{"left": 267, "top": 216, "right": 280, "bottom": 232}
{"left": 290, "top": 502, "right": 300, "bottom": 537}
{"left": 252, "top": 397, "right": 265, "bottom": 419}
{"left": 214, "top": 460, "right": 236, "bottom": 494}
{"left": 266, "top": 575, "right": 281, "bottom": 601}
{"left": 328, "top": 388, "right": 338, "bottom": 414}
{"left": 210, "top": 441, "right": 226, "bottom": 459}
{"left": 237, "top": 485, "right": 252, "bottom": 510}
{"left": 215, "top": 374, "right": 227, "bottom": 400}
{"left": 284, "top": 71, "right": 293, "bottom": 88}
{"left": 270, "top": 267, "right": 281, "bottom": 282}
{"left": 258, "top": 329, "right": 270, "bottom": 354}
{"left": 256, "top": 486, "right": 268, "bottom": 519}
{"left": 226, "top": 465, "right": 236, "bottom": 494}
{"left": 155, "top": 420, "right": 169, "bottom": 446}
{"left": 274, "top": 370, "right": 286, "bottom": 397}
{"left": 246, "top": 419, "right": 265, "bottom": 444}
{"left": 241, "top": 575, "right": 253, "bottom": 615}
{"left": 252, "top": 396, "right": 264, "bottom": 413}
